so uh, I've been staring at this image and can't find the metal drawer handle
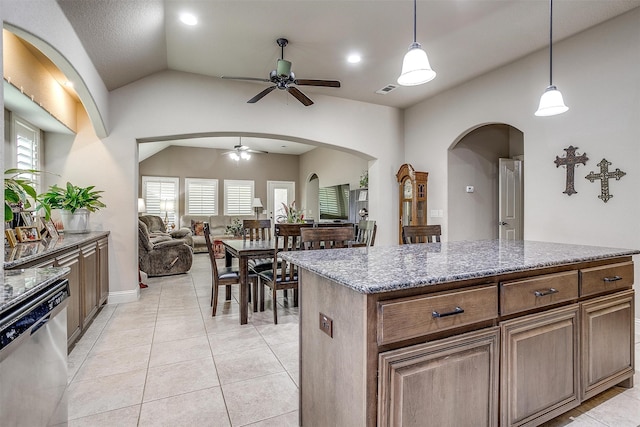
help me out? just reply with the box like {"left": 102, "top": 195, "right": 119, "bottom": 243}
{"left": 534, "top": 288, "right": 558, "bottom": 297}
{"left": 432, "top": 306, "right": 464, "bottom": 318}
{"left": 603, "top": 276, "right": 622, "bottom": 282}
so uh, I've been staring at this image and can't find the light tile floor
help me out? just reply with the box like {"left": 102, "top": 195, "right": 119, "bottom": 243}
{"left": 62, "top": 254, "right": 640, "bottom": 426}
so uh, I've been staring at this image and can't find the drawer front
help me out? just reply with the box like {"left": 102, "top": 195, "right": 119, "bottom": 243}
{"left": 377, "top": 284, "right": 497, "bottom": 346}
{"left": 500, "top": 271, "right": 578, "bottom": 316}
{"left": 580, "top": 261, "right": 634, "bottom": 297}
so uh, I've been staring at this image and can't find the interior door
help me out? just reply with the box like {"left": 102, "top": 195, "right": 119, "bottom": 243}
{"left": 267, "top": 181, "right": 295, "bottom": 224}
{"left": 498, "top": 158, "right": 523, "bottom": 240}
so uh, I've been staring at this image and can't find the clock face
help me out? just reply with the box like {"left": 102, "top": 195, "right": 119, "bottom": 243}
{"left": 403, "top": 180, "right": 413, "bottom": 199}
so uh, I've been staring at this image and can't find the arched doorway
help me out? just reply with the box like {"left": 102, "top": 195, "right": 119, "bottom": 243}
{"left": 447, "top": 124, "right": 524, "bottom": 241}
{"left": 306, "top": 174, "right": 320, "bottom": 222}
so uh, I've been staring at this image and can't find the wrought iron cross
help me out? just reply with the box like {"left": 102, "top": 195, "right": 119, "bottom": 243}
{"left": 554, "top": 146, "right": 588, "bottom": 195}
{"left": 585, "top": 158, "right": 626, "bottom": 203}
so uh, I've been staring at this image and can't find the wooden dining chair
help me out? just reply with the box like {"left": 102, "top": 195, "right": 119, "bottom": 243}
{"left": 402, "top": 225, "right": 442, "bottom": 244}
{"left": 242, "top": 219, "right": 272, "bottom": 241}
{"left": 300, "top": 226, "right": 355, "bottom": 250}
{"left": 257, "top": 222, "right": 313, "bottom": 324}
{"left": 353, "top": 220, "right": 376, "bottom": 247}
{"left": 204, "top": 223, "right": 256, "bottom": 316}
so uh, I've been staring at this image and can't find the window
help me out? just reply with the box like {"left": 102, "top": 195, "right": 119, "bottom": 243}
{"left": 14, "top": 118, "right": 41, "bottom": 191}
{"left": 224, "top": 180, "right": 254, "bottom": 216}
{"left": 186, "top": 178, "right": 218, "bottom": 215}
{"left": 142, "top": 176, "right": 179, "bottom": 226}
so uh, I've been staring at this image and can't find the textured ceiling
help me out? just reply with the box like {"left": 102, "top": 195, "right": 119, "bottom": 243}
{"left": 57, "top": 0, "right": 640, "bottom": 110}
{"left": 55, "top": 0, "right": 640, "bottom": 155}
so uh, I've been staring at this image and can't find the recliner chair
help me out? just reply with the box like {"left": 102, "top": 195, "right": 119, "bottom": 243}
{"left": 138, "top": 220, "right": 193, "bottom": 277}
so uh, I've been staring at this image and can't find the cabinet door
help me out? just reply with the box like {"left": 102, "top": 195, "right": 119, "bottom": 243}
{"left": 581, "top": 289, "right": 635, "bottom": 400}
{"left": 81, "top": 242, "right": 99, "bottom": 327}
{"left": 97, "top": 237, "right": 109, "bottom": 305}
{"left": 500, "top": 305, "right": 580, "bottom": 427}
{"left": 378, "top": 327, "right": 499, "bottom": 427}
{"left": 56, "top": 249, "right": 82, "bottom": 349}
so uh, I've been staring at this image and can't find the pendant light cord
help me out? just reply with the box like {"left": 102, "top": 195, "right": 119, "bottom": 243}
{"left": 413, "top": 0, "right": 417, "bottom": 43}
{"left": 548, "top": 0, "right": 553, "bottom": 86}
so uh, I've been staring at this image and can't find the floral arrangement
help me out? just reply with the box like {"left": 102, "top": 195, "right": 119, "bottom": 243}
{"left": 225, "top": 218, "right": 244, "bottom": 237}
{"left": 276, "top": 201, "right": 305, "bottom": 223}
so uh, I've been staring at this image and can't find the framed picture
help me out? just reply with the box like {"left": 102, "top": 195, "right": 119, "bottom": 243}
{"left": 20, "top": 211, "right": 34, "bottom": 227}
{"left": 45, "top": 219, "right": 59, "bottom": 238}
{"left": 36, "top": 216, "right": 48, "bottom": 238}
{"left": 15, "top": 226, "right": 41, "bottom": 242}
{"left": 358, "top": 190, "right": 368, "bottom": 202}
{"left": 5, "top": 229, "right": 17, "bottom": 248}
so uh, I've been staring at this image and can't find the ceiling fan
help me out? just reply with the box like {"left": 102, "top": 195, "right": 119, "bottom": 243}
{"left": 221, "top": 138, "right": 268, "bottom": 161}
{"left": 221, "top": 38, "right": 341, "bottom": 106}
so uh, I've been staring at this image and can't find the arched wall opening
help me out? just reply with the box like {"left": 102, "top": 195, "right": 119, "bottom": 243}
{"left": 447, "top": 123, "right": 524, "bottom": 241}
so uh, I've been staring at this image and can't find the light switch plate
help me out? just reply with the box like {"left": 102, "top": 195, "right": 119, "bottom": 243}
{"left": 319, "top": 313, "right": 333, "bottom": 338}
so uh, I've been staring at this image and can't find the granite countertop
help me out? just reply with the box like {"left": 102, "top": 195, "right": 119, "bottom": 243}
{"left": 1, "top": 267, "right": 71, "bottom": 314}
{"left": 279, "top": 240, "right": 640, "bottom": 294}
{"left": 4, "top": 231, "right": 109, "bottom": 269}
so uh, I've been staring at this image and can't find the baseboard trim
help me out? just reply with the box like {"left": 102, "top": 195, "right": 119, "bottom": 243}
{"left": 107, "top": 288, "right": 140, "bottom": 304}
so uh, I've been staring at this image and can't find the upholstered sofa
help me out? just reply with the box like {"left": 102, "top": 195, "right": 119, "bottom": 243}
{"left": 180, "top": 215, "right": 238, "bottom": 253}
{"left": 138, "top": 220, "right": 193, "bottom": 277}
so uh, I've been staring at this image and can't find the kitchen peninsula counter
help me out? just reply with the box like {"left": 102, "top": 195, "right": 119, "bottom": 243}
{"left": 281, "top": 240, "right": 639, "bottom": 427}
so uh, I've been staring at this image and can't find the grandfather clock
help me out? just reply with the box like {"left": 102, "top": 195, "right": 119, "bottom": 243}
{"left": 396, "top": 164, "right": 428, "bottom": 244}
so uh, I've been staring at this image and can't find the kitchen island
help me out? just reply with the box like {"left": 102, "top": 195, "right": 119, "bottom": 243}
{"left": 280, "top": 240, "right": 638, "bottom": 427}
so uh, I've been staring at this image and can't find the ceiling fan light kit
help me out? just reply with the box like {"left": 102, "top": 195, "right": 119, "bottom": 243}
{"left": 221, "top": 37, "right": 340, "bottom": 106}
{"left": 535, "top": 0, "right": 568, "bottom": 117}
{"left": 397, "top": 0, "right": 436, "bottom": 86}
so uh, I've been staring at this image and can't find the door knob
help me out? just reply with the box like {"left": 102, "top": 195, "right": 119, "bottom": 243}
{"left": 499, "top": 221, "right": 508, "bottom": 226}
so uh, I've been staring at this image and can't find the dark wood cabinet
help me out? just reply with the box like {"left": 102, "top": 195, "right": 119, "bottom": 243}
{"left": 98, "top": 237, "right": 109, "bottom": 306}
{"left": 56, "top": 249, "right": 82, "bottom": 348}
{"left": 81, "top": 242, "right": 99, "bottom": 326}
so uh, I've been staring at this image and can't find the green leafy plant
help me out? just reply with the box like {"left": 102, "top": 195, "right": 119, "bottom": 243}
{"left": 4, "top": 168, "right": 48, "bottom": 221}
{"left": 359, "top": 170, "right": 369, "bottom": 188}
{"left": 40, "top": 182, "right": 106, "bottom": 214}
{"left": 225, "top": 218, "right": 244, "bottom": 237}
{"left": 276, "top": 201, "right": 305, "bottom": 223}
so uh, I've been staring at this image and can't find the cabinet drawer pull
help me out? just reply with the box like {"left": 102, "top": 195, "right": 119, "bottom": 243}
{"left": 534, "top": 288, "right": 558, "bottom": 297}
{"left": 603, "top": 276, "right": 622, "bottom": 282}
{"left": 432, "top": 306, "right": 464, "bottom": 318}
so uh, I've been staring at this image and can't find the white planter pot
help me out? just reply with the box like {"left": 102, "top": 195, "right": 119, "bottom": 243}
{"left": 60, "top": 209, "right": 91, "bottom": 234}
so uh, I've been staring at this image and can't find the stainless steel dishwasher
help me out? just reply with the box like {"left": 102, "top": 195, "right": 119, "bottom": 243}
{"left": 0, "top": 276, "right": 70, "bottom": 426}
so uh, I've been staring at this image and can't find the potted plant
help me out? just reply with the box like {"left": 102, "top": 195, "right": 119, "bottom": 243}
{"left": 4, "top": 168, "right": 50, "bottom": 223}
{"left": 40, "top": 182, "right": 106, "bottom": 233}
{"left": 277, "top": 201, "right": 305, "bottom": 223}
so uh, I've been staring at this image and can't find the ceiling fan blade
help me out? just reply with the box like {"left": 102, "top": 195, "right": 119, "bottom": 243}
{"left": 287, "top": 87, "right": 314, "bottom": 106}
{"left": 294, "top": 79, "right": 341, "bottom": 88}
{"left": 247, "top": 86, "right": 277, "bottom": 103}
{"left": 247, "top": 149, "right": 269, "bottom": 154}
{"left": 221, "top": 76, "right": 271, "bottom": 83}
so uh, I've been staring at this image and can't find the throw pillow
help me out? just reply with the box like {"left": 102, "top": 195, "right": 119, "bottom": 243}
{"left": 191, "top": 220, "right": 205, "bottom": 236}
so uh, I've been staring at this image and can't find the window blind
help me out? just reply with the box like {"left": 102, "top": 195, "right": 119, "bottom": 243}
{"left": 186, "top": 178, "right": 218, "bottom": 215}
{"left": 224, "top": 180, "right": 254, "bottom": 216}
{"left": 142, "top": 176, "right": 179, "bottom": 226}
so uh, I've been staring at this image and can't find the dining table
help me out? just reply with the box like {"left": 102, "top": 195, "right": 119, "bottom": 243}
{"left": 221, "top": 238, "right": 277, "bottom": 324}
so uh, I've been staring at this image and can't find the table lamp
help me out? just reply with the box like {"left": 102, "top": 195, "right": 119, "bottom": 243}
{"left": 251, "top": 198, "right": 263, "bottom": 220}
{"left": 159, "top": 199, "right": 174, "bottom": 228}
{"left": 137, "top": 198, "right": 146, "bottom": 215}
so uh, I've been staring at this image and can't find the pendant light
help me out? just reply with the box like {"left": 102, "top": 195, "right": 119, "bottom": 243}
{"left": 397, "top": 0, "right": 436, "bottom": 86}
{"left": 535, "top": 0, "right": 568, "bottom": 116}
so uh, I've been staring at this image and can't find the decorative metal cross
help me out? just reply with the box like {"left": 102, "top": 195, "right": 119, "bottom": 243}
{"left": 585, "top": 158, "right": 626, "bottom": 203}
{"left": 554, "top": 146, "right": 588, "bottom": 196}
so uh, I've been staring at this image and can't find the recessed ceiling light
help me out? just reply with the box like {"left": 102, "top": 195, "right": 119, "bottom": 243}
{"left": 347, "top": 54, "right": 361, "bottom": 64}
{"left": 179, "top": 13, "right": 198, "bottom": 26}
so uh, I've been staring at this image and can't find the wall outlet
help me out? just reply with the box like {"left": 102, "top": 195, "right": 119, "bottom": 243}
{"left": 319, "top": 312, "right": 333, "bottom": 338}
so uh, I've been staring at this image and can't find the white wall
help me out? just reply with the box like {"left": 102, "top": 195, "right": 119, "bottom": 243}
{"left": 405, "top": 8, "right": 640, "bottom": 314}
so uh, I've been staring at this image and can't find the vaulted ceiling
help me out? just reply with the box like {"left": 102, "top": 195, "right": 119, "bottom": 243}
{"left": 57, "top": 0, "right": 640, "bottom": 110}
